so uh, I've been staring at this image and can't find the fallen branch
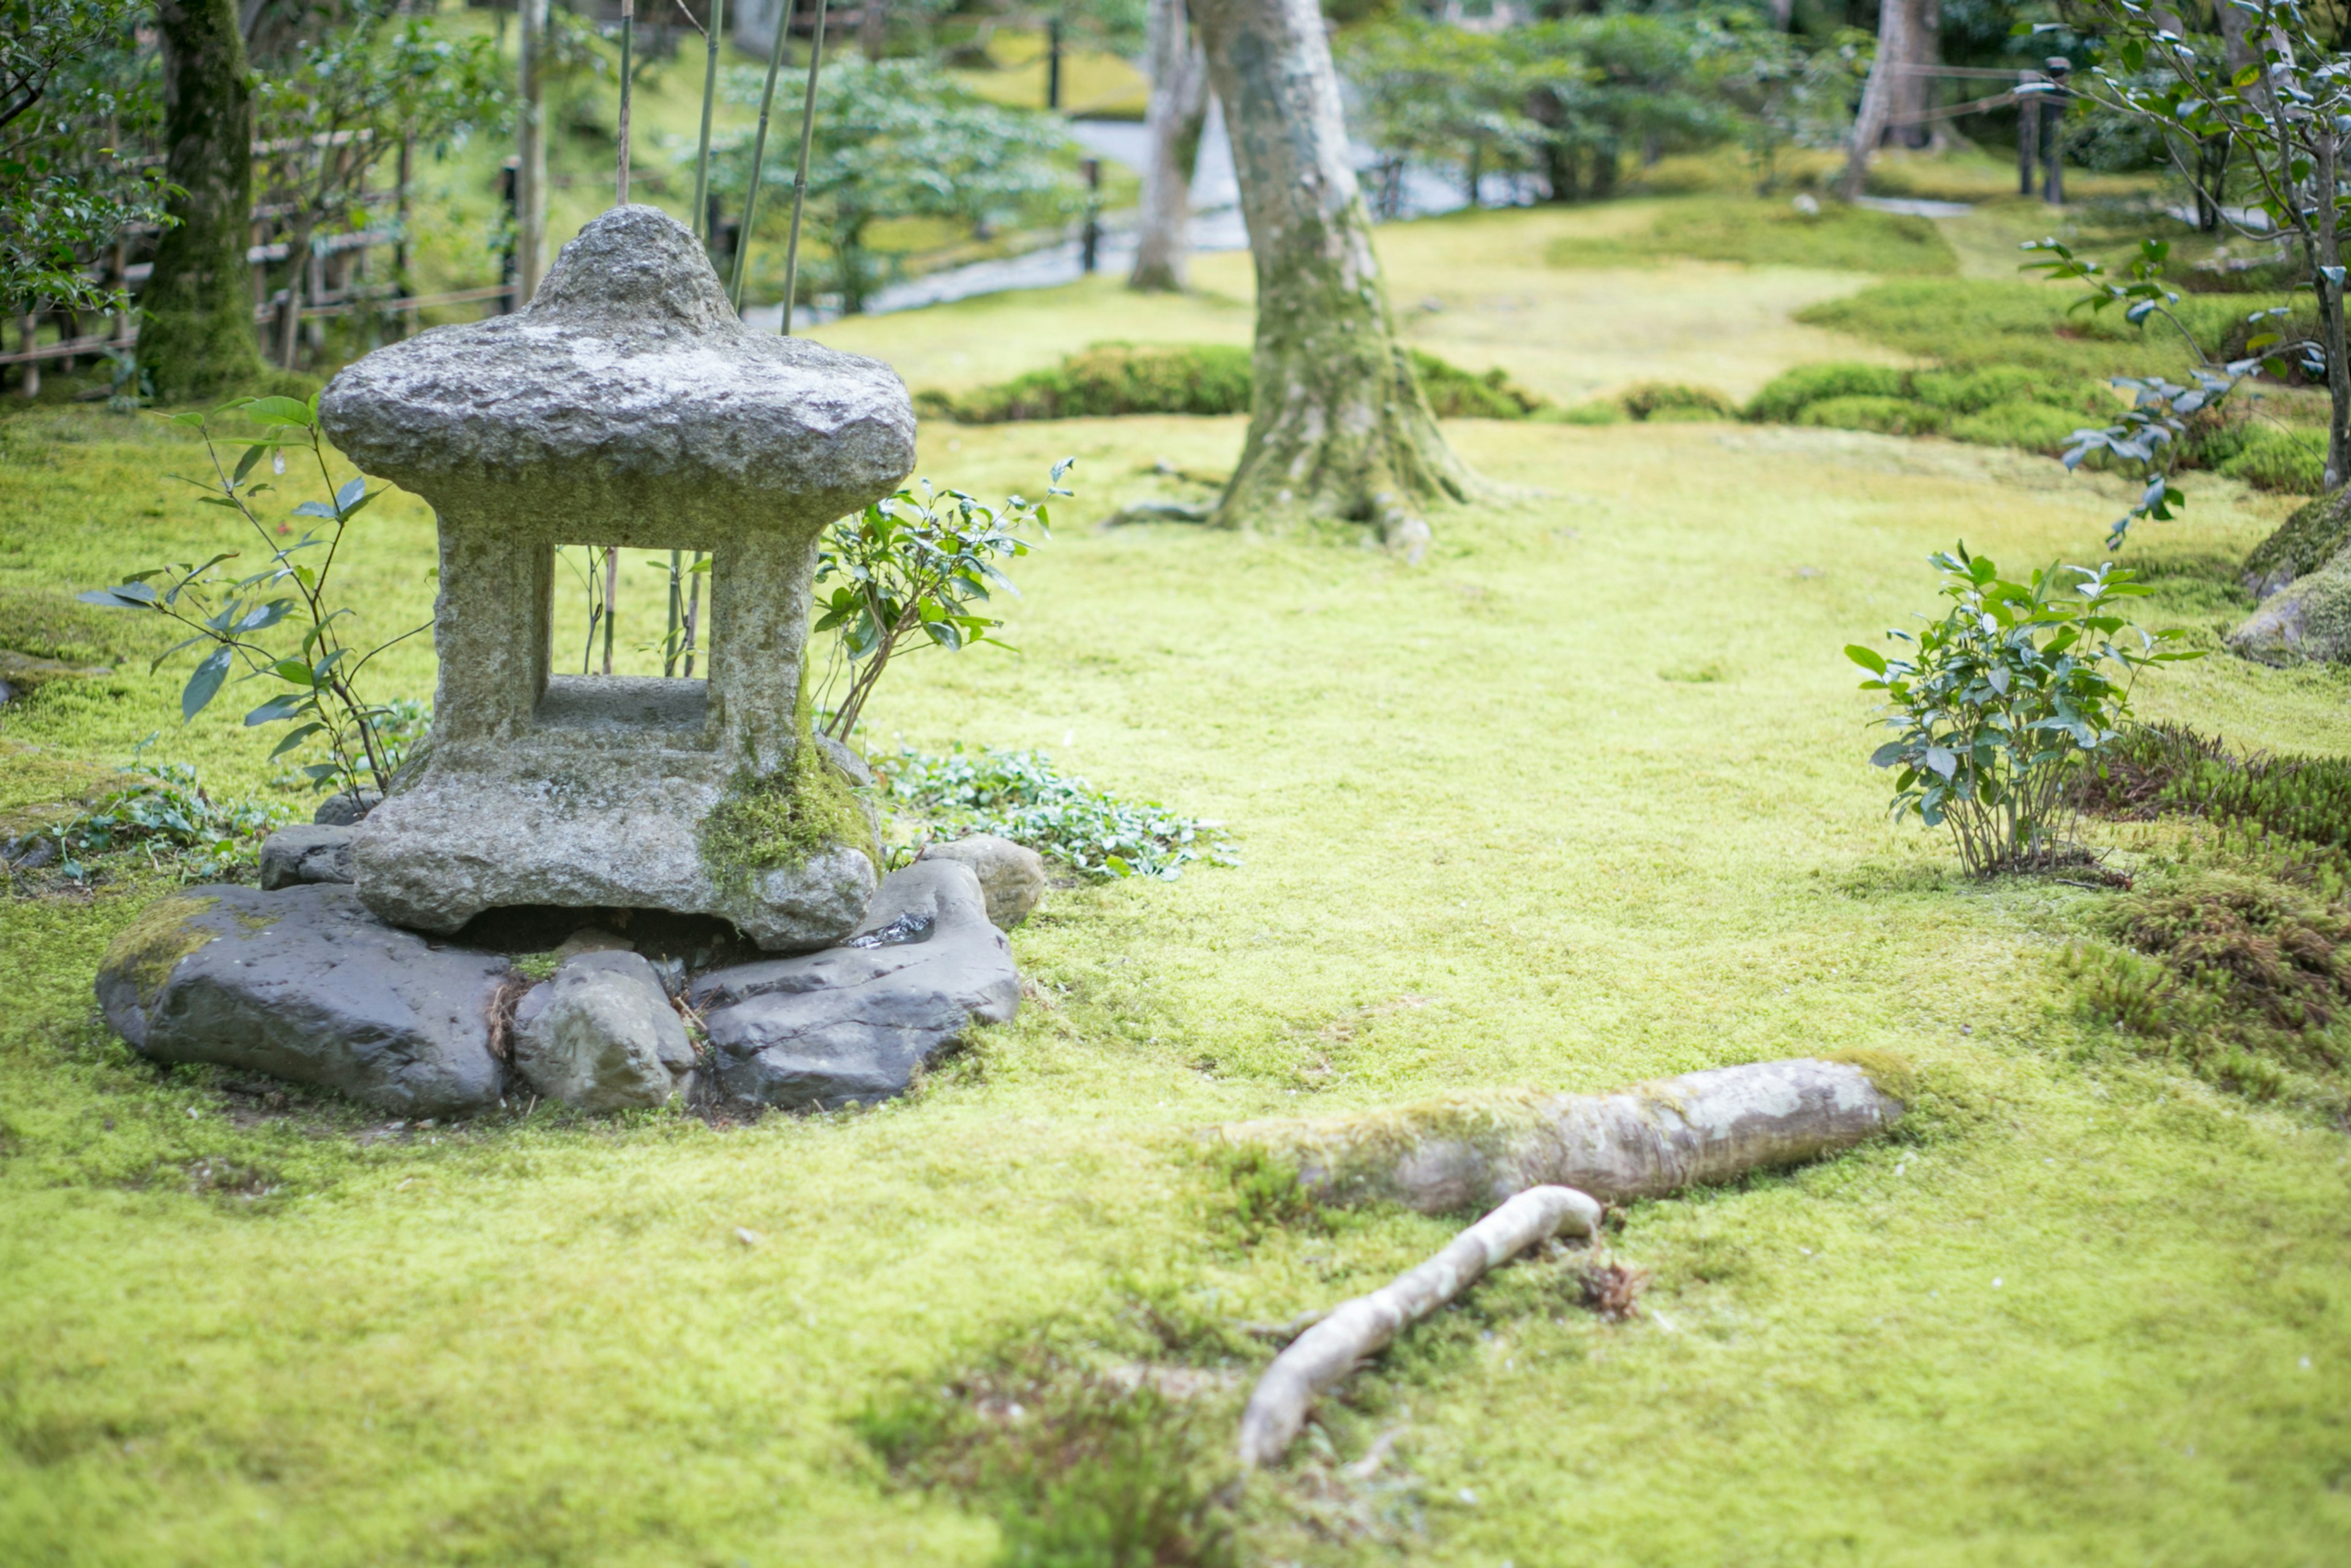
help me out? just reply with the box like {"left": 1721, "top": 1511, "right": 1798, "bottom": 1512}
{"left": 1218, "top": 1056, "right": 1906, "bottom": 1215}
{"left": 1237, "top": 1184, "right": 1602, "bottom": 1468}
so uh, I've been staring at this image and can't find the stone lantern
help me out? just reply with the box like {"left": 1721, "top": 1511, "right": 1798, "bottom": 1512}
{"left": 317, "top": 206, "right": 915, "bottom": 950}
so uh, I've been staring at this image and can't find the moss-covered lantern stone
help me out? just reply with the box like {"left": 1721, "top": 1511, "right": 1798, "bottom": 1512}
{"left": 317, "top": 205, "right": 915, "bottom": 950}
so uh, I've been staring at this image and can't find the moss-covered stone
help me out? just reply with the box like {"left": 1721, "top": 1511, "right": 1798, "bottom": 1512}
{"left": 2228, "top": 544, "right": 2351, "bottom": 664}
{"left": 99, "top": 893, "right": 222, "bottom": 1021}
{"left": 2243, "top": 486, "right": 2351, "bottom": 599}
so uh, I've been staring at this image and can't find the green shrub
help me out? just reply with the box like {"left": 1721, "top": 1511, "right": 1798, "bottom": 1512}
{"left": 924, "top": 343, "right": 1546, "bottom": 424}
{"left": 924, "top": 343, "right": 1253, "bottom": 423}
{"left": 1744, "top": 362, "right": 1910, "bottom": 422}
{"left": 2218, "top": 426, "right": 2326, "bottom": 493}
{"left": 1798, "top": 394, "right": 1946, "bottom": 437}
{"left": 1948, "top": 400, "right": 2093, "bottom": 456}
{"left": 1620, "top": 381, "right": 1737, "bottom": 422}
{"left": 1551, "top": 399, "right": 1626, "bottom": 425}
{"left": 1407, "top": 350, "right": 1547, "bottom": 418}
{"left": 1850, "top": 548, "right": 2197, "bottom": 875}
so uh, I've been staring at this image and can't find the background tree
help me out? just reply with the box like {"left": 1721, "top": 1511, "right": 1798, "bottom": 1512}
{"left": 0, "top": 0, "right": 166, "bottom": 323}
{"left": 141, "top": 0, "right": 268, "bottom": 401}
{"left": 2067, "top": 0, "right": 2351, "bottom": 490}
{"left": 1189, "top": 0, "right": 1473, "bottom": 538}
{"left": 1131, "top": 0, "right": 1209, "bottom": 291}
{"left": 1837, "top": 0, "right": 1917, "bottom": 198}
{"left": 248, "top": 4, "right": 508, "bottom": 366}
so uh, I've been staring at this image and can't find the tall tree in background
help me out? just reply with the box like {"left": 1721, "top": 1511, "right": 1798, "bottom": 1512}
{"left": 1836, "top": 0, "right": 1914, "bottom": 199}
{"left": 141, "top": 0, "right": 266, "bottom": 400}
{"left": 1131, "top": 0, "right": 1208, "bottom": 291}
{"left": 1190, "top": 0, "right": 1471, "bottom": 539}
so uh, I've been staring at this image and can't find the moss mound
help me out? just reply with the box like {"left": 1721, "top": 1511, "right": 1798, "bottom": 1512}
{"left": 917, "top": 342, "right": 1547, "bottom": 424}
{"left": 1796, "top": 394, "right": 1946, "bottom": 437}
{"left": 1547, "top": 198, "right": 1959, "bottom": 276}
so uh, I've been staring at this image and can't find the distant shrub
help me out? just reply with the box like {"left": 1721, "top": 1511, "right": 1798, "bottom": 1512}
{"left": 923, "top": 343, "right": 1254, "bottom": 423}
{"left": 1948, "top": 400, "right": 2090, "bottom": 456}
{"left": 1911, "top": 367, "right": 2105, "bottom": 416}
{"left": 2218, "top": 427, "right": 2327, "bottom": 493}
{"left": 1619, "top": 381, "right": 1736, "bottom": 421}
{"left": 1798, "top": 394, "right": 1946, "bottom": 437}
{"left": 1744, "top": 362, "right": 1909, "bottom": 422}
{"left": 923, "top": 343, "right": 1545, "bottom": 424}
{"left": 1408, "top": 350, "right": 1547, "bottom": 418}
{"left": 1552, "top": 399, "right": 1625, "bottom": 425}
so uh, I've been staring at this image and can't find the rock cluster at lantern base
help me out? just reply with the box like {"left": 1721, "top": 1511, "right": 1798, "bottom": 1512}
{"left": 92, "top": 207, "right": 1032, "bottom": 1117}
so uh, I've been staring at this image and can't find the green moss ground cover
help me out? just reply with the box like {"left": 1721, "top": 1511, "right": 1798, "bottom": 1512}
{"left": 6, "top": 204, "right": 2351, "bottom": 1564}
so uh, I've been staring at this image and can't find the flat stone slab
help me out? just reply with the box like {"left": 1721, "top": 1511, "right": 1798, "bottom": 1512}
{"left": 96, "top": 884, "right": 513, "bottom": 1117}
{"left": 691, "top": 860, "right": 1019, "bottom": 1111}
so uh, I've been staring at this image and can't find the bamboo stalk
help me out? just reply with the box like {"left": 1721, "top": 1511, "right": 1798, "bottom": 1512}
{"left": 617, "top": 0, "right": 636, "bottom": 204}
{"left": 779, "top": 0, "right": 830, "bottom": 336}
{"left": 602, "top": 546, "right": 619, "bottom": 675}
{"left": 691, "top": 0, "right": 729, "bottom": 241}
{"left": 683, "top": 550, "right": 703, "bottom": 677}
{"left": 729, "top": 0, "right": 798, "bottom": 312}
{"left": 666, "top": 548, "right": 683, "bottom": 677}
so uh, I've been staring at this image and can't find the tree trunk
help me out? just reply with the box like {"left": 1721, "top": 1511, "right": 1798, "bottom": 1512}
{"left": 143, "top": 0, "right": 266, "bottom": 402}
{"left": 860, "top": 0, "right": 888, "bottom": 61}
{"left": 1189, "top": 0, "right": 1474, "bottom": 539}
{"left": 1217, "top": 1057, "right": 1907, "bottom": 1215}
{"left": 1837, "top": 0, "right": 1913, "bottom": 201}
{"left": 1131, "top": 0, "right": 1208, "bottom": 293}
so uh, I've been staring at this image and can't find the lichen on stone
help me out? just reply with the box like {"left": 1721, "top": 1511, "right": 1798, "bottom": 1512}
{"left": 100, "top": 894, "right": 222, "bottom": 1012}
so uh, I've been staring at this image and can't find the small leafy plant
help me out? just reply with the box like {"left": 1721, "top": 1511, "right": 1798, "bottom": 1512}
{"left": 811, "top": 461, "right": 1070, "bottom": 742}
{"left": 880, "top": 746, "right": 1235, "bottom": 880}
{"left": 1848, "top": 546, "right": 2200, "bottom": 876}
{"left": 78, "top": 395, "right": 427, "bottom": 798}
{"left": 17, "top": 759, "right": 288, "bottom": 884}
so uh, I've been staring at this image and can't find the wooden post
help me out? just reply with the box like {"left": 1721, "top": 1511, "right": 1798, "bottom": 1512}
{"left": 1080, "top": 156, "right": 1100, "bottom": 272}
{"left": 1046, "top": 15, "right": 1062, "bottom": 110}
{"left": 17, "top": 312, "right": 39, "bottom": 399}
{"left": 2041, "top": 56, "right": 2069, "bottom": 206}
{"left": 2017, "top": 73, "right": 2039, "bottom": 196}
{"left": 397, "top": 132, "right": 416, "bottom": 337}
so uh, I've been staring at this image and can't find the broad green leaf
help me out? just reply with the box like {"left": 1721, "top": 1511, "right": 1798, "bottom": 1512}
{"left": 182, "top": 647, "right": 233, "bottom": 721}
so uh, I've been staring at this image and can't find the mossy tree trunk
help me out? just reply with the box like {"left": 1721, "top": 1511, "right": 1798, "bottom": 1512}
{"left": 141, "top": 0, "right": 265, "bottom": 402}
{"left": 1190, "top": 0, "right": 1474, "bottom": 538}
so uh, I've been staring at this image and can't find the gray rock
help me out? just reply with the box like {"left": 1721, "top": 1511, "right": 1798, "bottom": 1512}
{"left": 312, "top": 790, "right": 381, "bottom": 827}
{"left": 919, "top": 834, "right": 1047, "bottom": 929}
{"left": 513, "top": 950, "right": 694, "bottom": 1112}
{"left": 259, "top": 823, "right": 356, "bottom": 890}
{"left": 812, "top": 732, "right": 877, "bottom": 790}
{"left": 94, "top": 883, "right": 512, "bottom": 1117}
{"left": 692, "top": 860, "right": 1018, "bottom": 1111}
{"left": 317, "top": 206, "right": 915, "bottom": 949}
{"left": 2227, "top": 547, "right": 2351, "bottom": 664}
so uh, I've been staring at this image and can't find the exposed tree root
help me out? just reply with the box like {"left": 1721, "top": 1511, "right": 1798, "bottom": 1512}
{"left": 1237, "top": 1185, "right": 1602, "bottom": 1468}
{"left": 1227, "top": 1059, "right": 1908, "bottom": 1467}
{"left": 1217, "top": 1056, "right": 1907, "bottom": 1215}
